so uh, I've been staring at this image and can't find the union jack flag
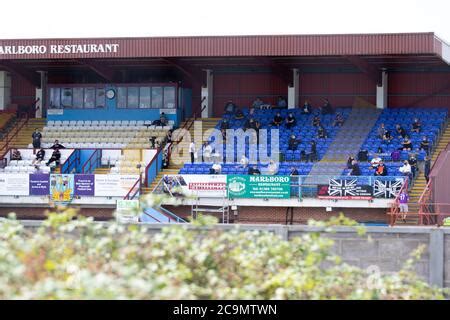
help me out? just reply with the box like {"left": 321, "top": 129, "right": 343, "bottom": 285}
{"left": 373, "top": 179, "right": 403, "bottom": 198}
{"left": 328, "top": 179, "right": 359, "bottom": 197}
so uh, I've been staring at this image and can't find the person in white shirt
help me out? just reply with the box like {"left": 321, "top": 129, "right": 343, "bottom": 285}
{"left": 210, "top": 162, "right": 222, "bottom": 174}
{"left": 203, "top": 142, "right": 212, "bottom": 163}
{"left": 188, "top": 142, "right": 196, "bottom": 163}
{"left": 399, "top": 161, "right": 411, "bottom": 175}
{"left": 266, "top": 160, "right": 279, "bottom": 175}
{"left": 370, "top": 154, "right": 382, "bottom": 169}
{"left": 239, "top": 155, "right": 249, "bottom": 168}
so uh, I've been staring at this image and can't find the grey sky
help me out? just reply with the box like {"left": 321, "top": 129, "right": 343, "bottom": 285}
{"left": 0, "top": 0, "right": 449, "bottom": 42}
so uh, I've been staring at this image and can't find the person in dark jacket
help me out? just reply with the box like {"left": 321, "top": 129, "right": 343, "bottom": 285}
{"left": 32, "top": 128, "right": 42, "bottom": 150}
{"left": 308, "top": 140, "right": 317, "bottom": 162}
{"left": 349, "top": 160, "right": 361, "bottom": 176}
{"left": 285, "top": 112, "right": 297, "bottom": 129}
{"left": 396, "top": 124, "right": 407, "bottom": 139}
{"left": 374, "top": 161, "right": 388, "bottom": 176}
{"left": 271, "top": 112, "right": 283, "bottom": 127}
{"left": 424, "top": 156, "right": 431, "bottom": 183}
{"left": 11, "top": 149, "right": 22, "bottom": 161}
{"left": 320, "top": 98, "right": 333, "bottom": 115}
{"left": 32, "top": 148, "right": 45, "bottom": 165}
{"left": 50, "top": 140, "right": 65, "bottom": 149}
{"left": 347, "top": 155, "right": 355, "bottom": 169}
{"left": 312, "top": 115, "right": 321, "bottom": 127}
{"left": 317, "top": 125, "right": 327, "bottom": 139}
{"left": 420, "top": 136, "right": 430, "bottom": 155}
{"left": 248, "top": 166, "right": 261, "bottom": 175}
{"left": 46, "top": 148, "right": 61, "bottom": 166}
{"left": 288, "top": 134, "right": 300, "bottom": 151}
{"left": 301, "top": 100, "right": 312, "bottom": 114}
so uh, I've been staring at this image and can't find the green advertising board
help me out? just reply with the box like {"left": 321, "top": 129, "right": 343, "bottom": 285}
{"left": 227, "top": 175, "right": 291, "bottom": 199}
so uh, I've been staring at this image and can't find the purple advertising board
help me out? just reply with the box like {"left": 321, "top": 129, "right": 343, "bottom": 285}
{"left": 29, "top": 174, "right": 50, "bottom": 196}
{"left": 74, "top": 174, "right": 95, "bottom": 196}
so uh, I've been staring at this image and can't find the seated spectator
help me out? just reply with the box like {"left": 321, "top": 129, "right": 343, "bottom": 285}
{"left": 160, "top": 112, "right": 168, "bottom": 126}
{"left": 50, "top": 140, "right": 65, "bottom": 149}
{"left": 248, "top": 166, "right": 261, "bottom": 175}
{"left": 271, "top": 112, "right": 283, "bottom": 127}
{"left": 32, "top": 148, "right": 45, "bottom": 165}
{"left": 266, "top": 160, "right": 279, "bottom": 175}
{"left": 301, "top": 100, "right": 312, "bottom": 114}
{"left": 290, "top": 167, "right": 299, "bottom": 176}
{"left": 220, "top": 119, "right": 229, "bottom": 130}
{"left": 347, "top": 155, "right": 355, "bottom": 169}
{"left": 408, "top": 154, "right": 418, "bottom": 178}
{"left": 312, "top": 115, "right": 321, "bottom": 127}
{"left": 234, "top": 108, "right": 244, "bottom": 120}
{"left": 288, "top": 134, "right": 300, "bottom": 151}
{"left": 276, "top": 96, "right": 287, "bottom": 108}
{"left": 285, "top": 112, "right": 296, "bottom": 129}
{"left": 210, "top": 162, "right": 222, "bottom": 174}
{"left": 377, "top": 123, "right": 387, "bottom": 139}
{"left": 252, "top": 97, "right": 264, "bottom": 109}
{"left": 420, "top": 136, "right": 430, "bottom": 155}
{"left": 374, "top": 161, "right": 388, "bottom": 176}
{"left": 224, "top": 100, "right": 237, "bottom": 114}
{"left": 46, "top": 148, "right": 61, "bottom": 167}
{"left": 395, "top": 124, "right": 406, "bottom": 139}
{"left": 370, "top": 154, "right": 382, "bottom": 169}
{"left": 333, "top": 113, "right": 344, "bottom": 127}
{"left": 317, "top": 125, "right": 327, "bottom": 139}
{"left": 411, "top": 118, "right": 421, "bottom": 133}
{"left": 11, "top": 149, "right": 22, "bottom": 161}
{"left": 401, "top": 136, "right": 413, "bottom": 151}
{"left": 399, "top": 160, "right": 412, "bottom": 183}
{"left": 239, "top": 154, "right": 249, "bottom": 168}
{"left": 357, "top": 149, "right": 369, "bottom": 162}
{"left": 320, "top": 98, "right": 333, "bottom": 115}
{"left": 382, "top": 130, "right": 393, "bottom": 144}
{"left": 349, "top": 160, "right": 361, "bottom": 176}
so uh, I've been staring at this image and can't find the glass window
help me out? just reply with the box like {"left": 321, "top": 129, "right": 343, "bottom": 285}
{"left": 151, "top": 87, "right": 163, "bottom": 109}
{"left": 127, "top": 87, "right": 139, "bottom": 108}
{"left": 117, "top": 87, "right": 127, "bottom": 108}
{"left": 84, "top": 87, "right": 96, "bottom": 108}
{"left": 139, "top": 87, "right": 151, "bottom": 108}
{"left": 72, "top": 88, "right": 84, "bottom": 108}
{"left": 96, "top": 88, "right": 105, "bottom": 108}
{"left": 61, "top": 88, "right": 72, "bottom": 108}
{"left": 49, "top": 88, "right": 61, "bottom": 108}
{"left": 163, "top": 86, "right": 176, "bottom": 108}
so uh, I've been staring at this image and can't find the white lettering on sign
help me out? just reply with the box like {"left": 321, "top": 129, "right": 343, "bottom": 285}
{"left": 0, "top": 43, "right": 119, "bottom": 55}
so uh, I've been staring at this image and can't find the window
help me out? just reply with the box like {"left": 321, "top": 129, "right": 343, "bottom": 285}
{"left": 72, "top": 88, "right": 84, "bottom": 108}
{"left": 96, "top": 88, "right": 105, "bottom": 108}
{"left": 84, "top": 87, "right": 96, "bottom": 108}
{"left": 49, "top": 88, "right": 61, "bottom": 108}
{"left": 127, "top": 87, "right": 139, "bottom": 108}
{"left": 139, "top": 87, "right": 151, "bottom": 108}
{"left": 151, "top": 87, "right": 163, "bottom": 109}
{"left": 117, "top": 87, "right": 127, "bottom": 108}
{"left": 163, "top": 86, "right": 176, "bottom": 108}
{"left": 61, "top": 88, "right": 72, "bottom": 108}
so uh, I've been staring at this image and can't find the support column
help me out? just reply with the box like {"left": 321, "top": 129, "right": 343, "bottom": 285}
{"left": 376, "top": 69, "right": 388, "bottom": 109}
{"left": 288, "top": 68, "right": 299, "bottom": 109}
{"left": 0, "top": 71, "right": 11, "bottom": 111}
{"left": 201, "top": 69, "right": 213, "bottom": 118}
{"left": 38, "top": 71, "right": 48, "bottom": 118}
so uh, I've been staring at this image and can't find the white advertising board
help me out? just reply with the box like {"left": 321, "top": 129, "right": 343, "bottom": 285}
{"left": 0, "top": 174, "right": 29, "bottom": 196}
{"left": 94, "top": 174, "right": 140, "bottom": 197}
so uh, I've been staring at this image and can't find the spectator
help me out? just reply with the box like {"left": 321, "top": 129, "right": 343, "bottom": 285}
{"left": 285, "top": 112, "right": 296, "bottom": 129}
{"left": 347, "top": 155, "right": 355, "bottom": 169}
{"left": 290, "top": 167, "right": 299, "bottom": 176}
{"left": 210, "top": 162, "right": 222, "bottom": 174}
{"left": 248, "top": 165, "right": 261, "bottom": 175}
{"left": 301, "top": 100, "right": 312, "bottom": 114}
{"left": 46, "top": 148, "right": 61, "bottom": 167}
{"left": 288, "top": 134, "right": 300, "bottom": 151}
{"left": 32, "top": 128, "right": 42, "bottom": 150}
{"left": 165, "top": 130, "right": 173, "bottom": 143}
{"left": 395, "top": 124, "right": 407, "bottom": 139}
{"left": 159, "top": 113, "right": 168, "bottom": 126}
{"left": 411, "top": 118, "right": 421, "bottom": 133}
{"left": 382, "top": 130, "right": 393, "bottom": 144}
{"left": 220, "top": 119, "right": 229, "bottom": 130}
{"left": 399, "top": 191, "right": 409, "bottom": 222}
{"left": 408, "top": 154, "right": 418, "bottom": 179}
{"left": 252, "top": 97, "right": 264, "bottom": 109}
{"left": 424, "top": 156, "right": 431, "bottom": 183}
{"left": 333, "top": 113, "right": 344, "bottom": 127}
{"left": 317, "top": 125, "right": 327, "bottom": 139}
{"left": 357, "top": 149, "right": 369, "bottom": 162}
{"left": 349, "top": 160, "right": 361, "bottom": 176}
{"left": 399, "top": 160, "right": 412, "bottom": 185}
{"left": 320, "top": 98, "right": 333, "bottom": 115}
{"left": 401, "top": 136, "right": 413, "bottom": 151}
{"left": 271, "top": 112, "right": 283, "bottom": 127}
{"left": 377, "top": 123, "right": 387, "bottom": 139}
{"left": 203, "top": 142, "right": 212, "bottom": 163}
{"left": 266, "top": 160, "right": 279, "bottom": 175}
{"left": 276, "top": 96, "right": 287, "bottom": 108}
{"left": 312, "top": 115, "right": 321, "bottom": 127}
{"left": 50, "top": 140, "right": 65, "bottom": 149}
{"left": 420, "top": 136, "right": 430, "bottom": 155}
{"left": 32, "top": 148, "right": 45, "bottom": 165}
{"left": 224, "top": 100, "right": 237, "bottom": 114}
{"left": 189, "top": 141, "right": 196, "bottom": 164}
{"left": 11, "top": 149, "right": 22, "bottom": 161}
{"left": 370, "top": 154, "right": 382, "bottom": 169}
{"left": 239, "top": 154, "right": 249, "bottom": 168}
{"left": 308, "top": 140, "right": 317, "bottom": 162}
{"left": 374, "top": 161, "right": 388, "bottom": 176}
{"left": 234, "top": 108, "right": 244, "bottom": 120}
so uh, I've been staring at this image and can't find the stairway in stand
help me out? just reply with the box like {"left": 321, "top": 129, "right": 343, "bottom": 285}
{"left": 0, "top": 118, "right": 46, "bottom": 149}
{"left": 142, "top": 118, "right": 221, "bottom": 195}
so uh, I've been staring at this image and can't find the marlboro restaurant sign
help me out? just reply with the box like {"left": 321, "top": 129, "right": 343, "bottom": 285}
{"left": 0, "top": 43, "right": 119, "bottom": 55}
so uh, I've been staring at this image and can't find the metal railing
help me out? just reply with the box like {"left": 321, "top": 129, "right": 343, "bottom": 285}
{"left": 123, "top": 177, "right": 141, "bottom": 200}
{"left": 0, "top": 112, "right": 29, "bottom": 158}
{"left": 60, "top": 149, "right": 80, "bottom": 174}
{"left": 144, "top": 148, "right": 163, "bottom": 187}
{"left": 81, "top": 149, "right": 102, "bottom": 174}
{"left": 388, "top": 177, "right": 409, "bottom": 226}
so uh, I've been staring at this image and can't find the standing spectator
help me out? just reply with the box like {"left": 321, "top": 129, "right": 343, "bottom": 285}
{"left": 271, "top": 112, "right": 283, "bottom": 127}
{"left": 408, "top": 154, "right": 418, "bottom": 179}
{"left": 301, "top": 100, "right": 312, "bottom": 114}
{"left": 252, "top": 97, "right": 264, "bottom": 109}
{"left": 188, "top": 141, "right": 196, "bottom": 164}
{"left": 333, "top": 113, "right": 344, "bottom": 127}
{"left": 224, "top": 100, "right": 237, "bottom": 114}
{"left": 276, "top": 96, "right": 287, "bottom": 108}
{"left": 399, "top": 160, "right": 412, "bottom": 188}
{"left": 377, "top": 123, "right": 387, "bottom": 139}
{"left": 203, "top": 141, "right": 212, "bottom": 163}
{"left": 424, "top": 156, "right": 431, "bottom": 183}
{"left": 308, "top": 140, "right": 317, "bottom": 162}
{"left": 349, "top": 160, "right": 361, "bottom": 176}
{"left": 32, "top": 148, "right": 45, "bottom": 165}
{"left": 50, "top": 140, "right": 65, "bottom": 149}
{"left": 411, "top": 118, "right": 421, "bottom": 133}
{"left": 374, "top": 161, "right": 388, "bottom": 176}
{"left": 320, "top": 98, "right": 333, "bottom": 115}
{"left": 46, "top": 148, "right": 61, "bottom": 167}
{"left": 420, "top": 136, "right": 430, "bottom": 155}
{"left": 395, "top": 124, "right": 407, "bottom": 139}
{"left": 11, "top": 149, "right": 22, "bottom": 161}
{"left": 285, "top": 112, "right": 296, "bottom": 129}
{"left": 399, "top": 191, "right": 409, "bottom": 222}
{"left": 32, "top": 128, "right": 42, "bottom": 151}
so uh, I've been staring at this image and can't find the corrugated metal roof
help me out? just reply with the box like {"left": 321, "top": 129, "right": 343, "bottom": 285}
{"left": 0, "top": 33, "right": 447, "bottom": 61}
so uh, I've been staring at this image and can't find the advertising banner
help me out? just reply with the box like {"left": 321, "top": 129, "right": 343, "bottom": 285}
{"left": 162, "top": 174, "right": 226, "bottom": 197}
{"left": 116, "top": 199, "right": 140, "bottom": 223}
{"left": 372, "top": 179, "right": 404, "bottom": 198}
{"left": 50, "top": 174, "right": 74, "bottom": 202}
{"left": 29, "top": 174, "right": 50, "bottom": 196}
{"left": 74, "top": 174, "right": 95, "bottom": 196}
{"left": 227, "top": 175, "right": 291, "bottom": 199}
{"left": 0, "top": 174, "right": 29, "bottom": 196}
{"left": 94, "top": 174, "right": 140, "bottom": 197}
{"left": 317, "top": 179, "right": 373, "bottom": 200}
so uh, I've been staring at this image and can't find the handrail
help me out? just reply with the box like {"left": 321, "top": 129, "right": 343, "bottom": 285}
{"left": 61, "top": 149, "right": 80, "bottom": 174}
{"left": 0, "top": 112, "right": 30, "bottom": 158}
{"left": 141, "top": 210, "right": 162, "bottom": 223}
{"left": 81, "top": 149, "right": 101, "bottom": 174}
{"left": 144, "top": 147, "right": 162, "bottom": 186}
{"left": 389, "top": 177, "right": 409, "bottom": 226}
{"left": 123, "top": 177, "right": 141, "bottom": 200}
{"left": 158, "top": 205, "right": 187, "bottom": 223}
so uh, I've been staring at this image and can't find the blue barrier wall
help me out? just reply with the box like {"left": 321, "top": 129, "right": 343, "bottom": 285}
{"left": 78, "top": 149, "right": 96, "bottom": 172}
{"left": 61, "top": 149, "right": 80, "bottom": 174}
{"left": 146, "top": 150, "right": 163, "bottom": 187}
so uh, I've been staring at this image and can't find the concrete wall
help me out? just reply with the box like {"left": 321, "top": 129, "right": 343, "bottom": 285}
{"left": 18, "top": 220, "right": 450, "bottom": 288}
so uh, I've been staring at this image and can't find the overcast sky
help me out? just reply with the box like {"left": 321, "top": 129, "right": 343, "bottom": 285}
{"left": 1, "top": 0, "right": 449, "bottom": 42}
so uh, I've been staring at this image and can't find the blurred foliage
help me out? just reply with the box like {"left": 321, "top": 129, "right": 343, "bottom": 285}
{"left": 0, "top": 209, "right": 445, "bottom": 299}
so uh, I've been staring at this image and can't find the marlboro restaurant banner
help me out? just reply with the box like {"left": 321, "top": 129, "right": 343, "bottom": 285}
{"left": 163, "top": 175, "right": 227, "bottom": 197}
{"left": 227, "top": 175, "right": 291, "bottom": 199}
